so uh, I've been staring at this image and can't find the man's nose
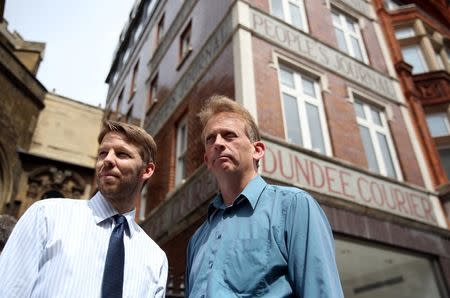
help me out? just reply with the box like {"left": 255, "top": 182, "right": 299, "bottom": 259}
{"left": 213, "top": 134, "right": 226, "bottom": 148}
{"left": 103, "top": 150, "right": 116, "bottom": 165}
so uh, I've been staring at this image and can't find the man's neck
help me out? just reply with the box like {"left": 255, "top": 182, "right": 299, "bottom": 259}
{"left": 217, "top": 172, "right": 257, "bottom": 206}
{"left": 103, "top": 194, "right": 136, "bottom": 214}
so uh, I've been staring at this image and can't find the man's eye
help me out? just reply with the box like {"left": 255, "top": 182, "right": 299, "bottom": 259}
{"left": 205, "top": 136, "right": 215, "bottom": 144}
{"left": 224, "top": 132, "right": 236, "bottom": 139}
{"left": 117, "top": 152, "right": 130, "bottom": 158}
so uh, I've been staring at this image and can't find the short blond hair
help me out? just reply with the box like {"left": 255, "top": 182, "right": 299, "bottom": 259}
{"left": 98, "top": 120, "right": 157, "bottom": 163}
{"left": 198, "top": 95, "right": 260, "bottom": 143}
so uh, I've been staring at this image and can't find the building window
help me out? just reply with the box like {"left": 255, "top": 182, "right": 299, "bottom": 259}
{"left": 130, "top": 60, "right": 139, "bottom": 100}
{"left": 279, "top": 65, "right": 331, "bottom": 155}
{"left": 134, "top": 22, "right": 143, "bottom": 43}
{"left": 335, "top": 238, "right": 445, "bottom": 298}
{"left": 332, "top": 9, "right": 367, "bottom": 62}
{"left": 125, "top": 105, "right": 133, "bottom": 123}
{"left": 396, "top": 23, "right": 449, "bottom": 73}
{"left": 179, "top": 22, "right": 192, "bottom": 64}
{"left": 426, "top": 113, "right": 450, "bottom": 137}
{"left": 384, "top": 0, "right": 407, "bottom": 11}
{"left": 353, "top": 99, "right": 401, "bottom": 179}
{"left": 401, "top": 45, "right": 428, "bottom": 74}
{"left": 139, "top": 184, "right": 148, "bottom": 221}
{"left": 175, "top": 116, "right": 188, "bottom": 185}
{"left": 156, "top": 14, "right": 165, "bottom": 44}
{"left": 270, "top": 0, "right": 308, "bottom": 31}
{"left": 146, "top": 0, "right": 156, "bottom": 18}
{"left": 395, "top": 27, "right": 415, "bottom": 39}
{"left": 122, "top": 48, "right": 130, "bottom": 65}
{"left": 147, "top": 75, "right": 158, "bottom": 113}
{"left": 438, "top": 148, "right": 450, "bottom": 179}
{"left": 116, "top": 88, "right": 124, "bottom": 114}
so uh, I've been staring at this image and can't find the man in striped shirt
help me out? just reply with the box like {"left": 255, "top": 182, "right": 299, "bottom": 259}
{"left": 0, "top": 121, "right": 168, "bottom": 297}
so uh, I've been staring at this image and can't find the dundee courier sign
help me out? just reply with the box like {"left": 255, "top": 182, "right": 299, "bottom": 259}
{"left": 261, "top": 140, "right": 438, "bottom": 226}
{"left": 250, "top": 9, "right": 398, "bottom": 102}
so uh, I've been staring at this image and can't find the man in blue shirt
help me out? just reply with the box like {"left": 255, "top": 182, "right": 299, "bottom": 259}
{"left": 185, "top": 95, "right": 343, "bottom": 297}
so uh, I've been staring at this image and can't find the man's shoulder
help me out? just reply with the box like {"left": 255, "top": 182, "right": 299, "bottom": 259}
{"left": 133, "top": 225, "right": 167, "bottom": 257}
{"left": 266, "top": 184, "right": 313, "bottom": 201}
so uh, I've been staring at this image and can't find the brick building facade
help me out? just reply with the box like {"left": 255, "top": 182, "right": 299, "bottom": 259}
{"left": 105, "top": 0, "right": 450, "bottom": 296}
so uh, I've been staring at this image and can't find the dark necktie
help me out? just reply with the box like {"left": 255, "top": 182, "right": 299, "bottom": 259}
{"left": 101, "top": 215, "right": 128, "bottom": 298}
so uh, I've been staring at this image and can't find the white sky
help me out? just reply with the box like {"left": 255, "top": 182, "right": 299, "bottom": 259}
{"left": 5, "top": 0, "right": 136, "bottom": 107}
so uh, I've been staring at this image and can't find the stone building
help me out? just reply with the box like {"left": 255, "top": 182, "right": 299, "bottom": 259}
{"left": 0, "top": 11, "right": 103, "bottom": 217}
{"left": 0, "top": 17, "right": 46, "bottom": 215}
{"left": 105, "top": 0, "right": 450, "bottom": 296}
{"left": 15, "top": 92, "right": 103, "bottom": 216}
{"left": 374, "top": 0, "right": 450, "bottom": 224}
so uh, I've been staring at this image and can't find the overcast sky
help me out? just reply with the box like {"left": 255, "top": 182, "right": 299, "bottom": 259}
{"left": 5, "top": 0, "right": 135, "bottom": 107}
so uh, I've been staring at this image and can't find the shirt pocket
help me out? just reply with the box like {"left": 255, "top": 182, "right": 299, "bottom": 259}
{"left": 223, "top": 238, "right": 270, "bottom": 295}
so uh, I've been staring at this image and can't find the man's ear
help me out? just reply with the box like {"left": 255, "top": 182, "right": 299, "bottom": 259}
{"left": 142, "top": 162, "right": 155, "bottom": 181}
{"left": 253, "top": 141, "right": 265, "bottom": 162}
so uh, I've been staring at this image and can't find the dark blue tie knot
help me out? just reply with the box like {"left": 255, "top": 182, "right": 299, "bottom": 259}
{"left": 113, "top": 214, "right": 127, "bottom": 226}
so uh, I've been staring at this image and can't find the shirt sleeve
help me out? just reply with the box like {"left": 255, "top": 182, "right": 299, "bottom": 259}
{"left": 154, "top": 253, "right": 169, "bottom": 298}
{"left": 0, "top": 202, "right": 47, "bottom": 297}
{"left": 285, "top": 192, "right": 344, "bottom": 298}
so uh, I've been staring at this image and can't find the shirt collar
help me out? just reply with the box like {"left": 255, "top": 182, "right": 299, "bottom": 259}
{"left": 88, "top": 192, "right": 139, "bottom": 237}
{"left": 207, "top": 175, "right": 267, "bottom": 221}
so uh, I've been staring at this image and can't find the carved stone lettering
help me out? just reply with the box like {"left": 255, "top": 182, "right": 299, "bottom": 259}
{"left": 261, "top": 140, "right": 440, "bottom": 226}
{"left": 251, "top": 9, "right": 397, "bottom": 102}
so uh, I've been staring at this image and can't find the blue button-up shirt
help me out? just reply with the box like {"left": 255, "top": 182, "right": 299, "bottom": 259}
{"left": 186, "top": 176, "right": 343, "bottom": 297}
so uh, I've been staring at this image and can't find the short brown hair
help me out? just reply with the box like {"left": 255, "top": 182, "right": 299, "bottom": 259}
{"left": 198, "top": 95, "right": 260, "bottom": 142}
{"left": 98, "top": 120, "right": 157, "bottom": 163}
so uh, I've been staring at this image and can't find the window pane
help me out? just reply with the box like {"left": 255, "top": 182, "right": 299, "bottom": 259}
{"left": 306, "top": 103, "right": 325, "bottom": 153}
{"left": 336, "top": 238, "right": 444, "bottom": 298}
{"left": 426, "top": 113, "right": 450, "bottom": 137}
{"left": 302, "top": 77, "right": 315, "bottom": 97}
{"left": 359, "top": 125, "right": 379, "bottom": 172}
{"left": 289, "top": 3, "right": 303, "bottom": 29}
{"left": 271, "top": 0, "right": 284, "bottom": 19}
{"left": 354, "top": 100, "right": 365, "bottom": 119}
{"left": 401, "top": 45, "right": 428, "bottom": 74}
{"left": 280, "top": 68, "right": 295, "bottom": 88}
{"left": 350, "top": 36, "right": 363, "bottom": 60}
{"left": 332, "top": 12, "right": 341, "bottom": 26}
{"left": 283, "top": 93, "right": 303, "bottom": 146}
{"left": 345, "top": 18, "right": 356, "bottom": 33}
{"left": 335, "top": 28, "right": 348, "bottom": 53}
{"left": 377, "top": 132, "right": 397, "bottom": 178}
{"left": 438, "top": 148, "right": 450, "bottom": 179}
{"left": 370, "top": 107, "right": 382, "bottom": 126}
{"left": 395, "top": 27, "right": 415, "bottom": 39}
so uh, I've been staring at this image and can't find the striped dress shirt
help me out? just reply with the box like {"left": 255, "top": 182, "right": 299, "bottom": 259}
{"left": 0, "top": 192, "right": 168, "bottom": 297}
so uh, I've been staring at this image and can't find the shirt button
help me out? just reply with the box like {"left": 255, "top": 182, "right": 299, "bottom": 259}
{"left": 208, "top": 261, "right": 213, "bottom": 268}
{"left": 201, "top": 295, "right": 205, "bottom": 298}
{"left": 217, "top": 234, "right": 222, "bottom": 239}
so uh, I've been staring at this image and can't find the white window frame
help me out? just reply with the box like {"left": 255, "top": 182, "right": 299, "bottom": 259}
{"left": 270, "top": 0, "right": 309, "bottom": 32}
{"left": 278, "top": 64, "right": 332, "bottom": 156}
{"left": 175, "top": 116, "right": 188, "bottom": 185}
{"left": 331, "top": 8, "right": 369, "bottom": 63}
{"left": 353, "top": 96, "right": 403, "bottom": 180}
